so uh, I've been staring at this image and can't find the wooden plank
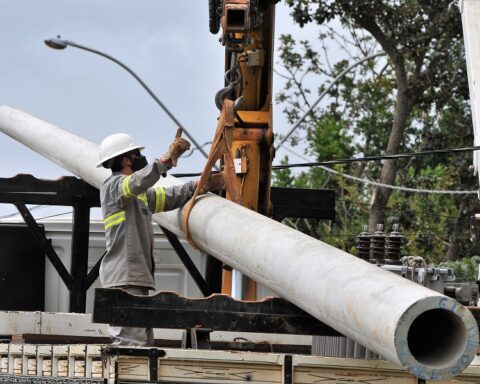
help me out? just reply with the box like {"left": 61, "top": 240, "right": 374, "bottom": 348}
{"left": 0, "top": 375, "right": 103, "bottom": 383}
{"left": 8, "top": 345, "right": 22, "bottom": 375}
{"left": 52, "top": 345, "right": 68, "bottom": 377}
{"left": 158, "top": 360, "right": 281, "bottom": 382}
{"left": 0, "top": 345, "right": 8, "bottom": 374}
{"left": 293, "top": 367, "right": 416, "bottom": 384}
{"left": 117, "top": 357, "right": 149, "bottom": 381}
{"left": 86, "top": 345, "right": 103, "bottom": 379}
{"left": 2, "top": 344, "right": 480, "bottom": 383}
{"left": 0, "top": 358, "right": 7, "bottom": 374}
{"left": 22, "top": 345, "right": 36, "bottom": 376}
{"left": 11, "top": 334, "right": 111, "bottom": 345}
{"left": 68, "top": 345, "right": 86, "bottom": 378}
{"left": 37, "top": 345, "right": 52, "bottom": 377}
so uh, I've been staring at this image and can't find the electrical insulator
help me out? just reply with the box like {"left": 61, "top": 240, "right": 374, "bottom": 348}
{"left": 370, "top": 223, "right": 386, "bottom": 265}
{"left": 356, "top": 225, "right": 371, "bottom": 261}
{"left": 386, "top": 223, "right": 404, "bottom": 265}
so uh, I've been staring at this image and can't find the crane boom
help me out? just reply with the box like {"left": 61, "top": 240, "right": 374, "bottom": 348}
{"left": 213, "top": 0, "right": 277, "bottom": 298}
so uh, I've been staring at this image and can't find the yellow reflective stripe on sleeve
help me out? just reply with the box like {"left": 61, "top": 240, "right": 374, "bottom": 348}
{"left": 104, "top": 210, "right": 125, "bottom": 223}
{"left": 105, "top": 216, "right": 126, "bottom": 230}
{"left": 137, "top": 193, "right": 148, "bottom": 206}
{"left": 155, "top": 186, "right": 166, "bottom": 212}
{"left": 104, "top": 210, "right": 126, "bottom": 230}
{"left": 122, "top": 175, "right": 135, "bottom": 198}
{"left": 154, "top": 187, "right": 160, "bottom": 212}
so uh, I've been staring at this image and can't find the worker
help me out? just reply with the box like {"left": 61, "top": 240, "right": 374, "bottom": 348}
{"left": 96, "top": 132, "right": 198, "bottom": 346}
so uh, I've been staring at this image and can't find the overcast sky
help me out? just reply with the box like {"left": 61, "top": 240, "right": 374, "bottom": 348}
{"left": 0, "top": 1, "right": 319, "bottom": 218}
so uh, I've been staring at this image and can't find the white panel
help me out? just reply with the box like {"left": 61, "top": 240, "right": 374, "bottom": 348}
{"left": 154, "top": 268, "right": 185, "bottom": 293}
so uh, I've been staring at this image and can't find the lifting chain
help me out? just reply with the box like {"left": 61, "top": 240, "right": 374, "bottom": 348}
{"left": 215, "top": 51, "right": 244, "bottom": 111}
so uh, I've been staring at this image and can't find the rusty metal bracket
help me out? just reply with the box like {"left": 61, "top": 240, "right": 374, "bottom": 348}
{"left": 221, "top": 0, "right": 251, "bottom": 38}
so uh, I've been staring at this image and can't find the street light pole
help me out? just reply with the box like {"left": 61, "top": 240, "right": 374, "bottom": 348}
{"left": 44, "top": 37, "right": 210, "bottom": 160}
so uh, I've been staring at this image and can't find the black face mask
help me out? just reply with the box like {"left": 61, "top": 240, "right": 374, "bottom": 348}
{"left": 130, "top": 155, "right": 148, "bottom": 172}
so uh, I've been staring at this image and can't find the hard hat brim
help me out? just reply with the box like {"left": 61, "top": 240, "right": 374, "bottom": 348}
{"left": 96, "top": 144, "right": 145, "bottom": 168}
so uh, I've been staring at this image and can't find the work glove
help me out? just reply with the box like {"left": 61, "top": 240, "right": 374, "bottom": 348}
{"left": 199, "top": 173, "right": 225, "bottom": 194}
{"left": 160, "top": 128, "right": 191, "bottom": 167}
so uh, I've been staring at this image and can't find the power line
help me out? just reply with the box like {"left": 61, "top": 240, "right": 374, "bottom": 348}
{"left": 172, "top": 145, "right": 480, "bottom": 178}
{"left": 273, "top": 145, "right": 480, "bottom": 170}
{"left": 0, "top": 206, "right": 72, "bottom": 221}
{"left": 181, "top": 141, "right": 212, "bottom": 158}
{"left": 281, "top": 145, "right": 311, "bottom": 162}
{"left": 319, "top": 164, "right": 477, "bottom": 195}
{"left": 277, "top": 145, "right": 479, "bottom": 195}
{"left": 171, "top": 171, "right": 215, "bottom": 177}
{"left": 35, "top": 211, "right": 73, "bottom": 220}
{"left": 0, "top": 205, "right": 45, "bottom": 220}
{"left": 336, "top": 197, "right": 472, "bottom": 220}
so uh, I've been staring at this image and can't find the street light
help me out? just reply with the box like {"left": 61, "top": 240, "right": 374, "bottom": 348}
{"left": 44, "top": 37, "right": 210, "bottom": 161}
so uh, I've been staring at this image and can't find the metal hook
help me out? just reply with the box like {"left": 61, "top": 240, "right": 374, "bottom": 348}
{"left": 214, "top": 51, "right": 243, "bottom": 111}
{"left": 234, "top": 96, "right": 244, "bottom": 111}
{"left": 215, "top": 68, "right": 242, "bottom": 110}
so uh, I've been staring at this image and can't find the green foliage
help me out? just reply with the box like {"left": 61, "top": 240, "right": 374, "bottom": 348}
{"left": 438, "top": 257, "right": 480, "bottom": 282}
{"left": 387, "top": 164, "right": 461, "bottom": 261}
{"left": 307, "top": 115, "right": 352, "bottom": 159}
{"left": 274, "top": 0, "right": 480, "bottom": 260}
{"left": 272, "top": 156, "right": 295, "bottom": 187}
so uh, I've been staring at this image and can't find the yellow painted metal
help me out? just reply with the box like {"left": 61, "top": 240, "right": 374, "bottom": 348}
{"left": 239, "top": 31, "right": 265, "bottom": 111}
{"left": 219, "top": 2, "right": 276, "bottom": 300}
{"left": 236, "top": 110, "right": 270, "bottom": 125}
{"left": 221, "top": 266, "right": 233, "bottom": 295}
{"left": 232, "top": 138, "right": 261, "bottom": 299}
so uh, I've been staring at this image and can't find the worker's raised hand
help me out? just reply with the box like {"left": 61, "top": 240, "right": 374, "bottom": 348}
{"left": 160, "top": 128, "right": 191, "bottom": 167}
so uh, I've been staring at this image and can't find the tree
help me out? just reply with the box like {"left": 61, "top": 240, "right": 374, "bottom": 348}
{"left": 283, "top": 0, "right": 469, "bottom": 231}
{"left": 274, "top": 0, "right": 480, "bottom": 260}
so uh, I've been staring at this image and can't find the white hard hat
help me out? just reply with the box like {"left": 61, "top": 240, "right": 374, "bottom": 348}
{"left": 97, "top": 133, "right": 145, "bottom": 168}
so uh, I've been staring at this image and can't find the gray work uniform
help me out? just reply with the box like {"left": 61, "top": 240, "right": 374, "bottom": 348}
{"left": 99, "top": 162, "right": 196, "bottom": 345}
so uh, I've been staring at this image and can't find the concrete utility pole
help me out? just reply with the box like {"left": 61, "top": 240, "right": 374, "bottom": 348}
{"left": 0, "top": 105, "right": 478, "bottom": 381}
